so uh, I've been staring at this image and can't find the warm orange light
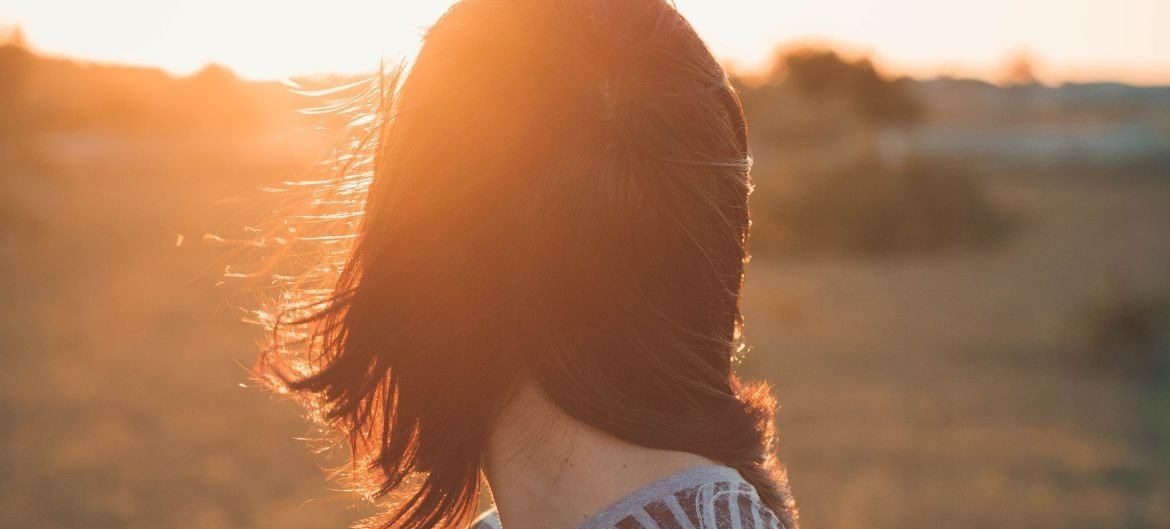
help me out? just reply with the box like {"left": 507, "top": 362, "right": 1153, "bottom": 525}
{"left": 3, "top": 0, "right": 1169, "bottom": 84}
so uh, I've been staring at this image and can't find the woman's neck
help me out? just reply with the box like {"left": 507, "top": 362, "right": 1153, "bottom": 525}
{"left": 482, "top": 382, "right": 720, "bottom": 529}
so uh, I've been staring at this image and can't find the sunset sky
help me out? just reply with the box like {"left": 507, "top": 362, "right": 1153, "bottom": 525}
{"left": 3, "top": 0, "right": 1168, "bottom": 84}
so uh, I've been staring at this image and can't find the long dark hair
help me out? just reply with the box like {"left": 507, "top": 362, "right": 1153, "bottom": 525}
{"left": 253, "top": 1, "right": 798, "bottom": 529}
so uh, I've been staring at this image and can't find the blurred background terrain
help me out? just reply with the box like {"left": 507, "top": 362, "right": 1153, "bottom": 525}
{"left": 1, "top": 14, "right": 1169, "bottom": 529}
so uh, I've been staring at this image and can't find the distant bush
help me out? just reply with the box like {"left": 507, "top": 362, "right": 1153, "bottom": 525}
{"left": 1072, "top": 283, "right": 1170, "bottom": 376}
{"left": 780, "top": 48, "right": 922, "bottom": 127}
{"left": 734, "top": 47, "right": 923, "bottom": 144}
{"left": 733, "top": 48, "right": 1015, "bottom": 258}
{"left": 0, "top": 43, "right": 313, "bottom": 139}
{"left": 749, "top": 156, "right": 1015, "bottom": 256}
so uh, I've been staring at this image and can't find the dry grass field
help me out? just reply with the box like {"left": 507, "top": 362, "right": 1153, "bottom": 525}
{"left": 740, "top": 170, "right": 1170, "bottom": 528}
{"left": 1, "top": 126, "right": 1168, "bottom": 529}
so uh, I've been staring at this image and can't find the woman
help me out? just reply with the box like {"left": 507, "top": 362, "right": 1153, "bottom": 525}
{"left": 254, "top": 1, "right": 799, "bottom": 529}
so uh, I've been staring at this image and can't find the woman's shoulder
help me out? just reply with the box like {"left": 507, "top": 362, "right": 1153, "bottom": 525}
{"left": 469, "top": 465, "right": 787, "bottom": 529}
{"left": 469, "top": 508, "right": 502, "bottom": 529}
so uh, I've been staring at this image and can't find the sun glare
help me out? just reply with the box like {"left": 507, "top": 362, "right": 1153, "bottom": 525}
{"left": 3, "top": 0, "right": 1169, "bottom": 83}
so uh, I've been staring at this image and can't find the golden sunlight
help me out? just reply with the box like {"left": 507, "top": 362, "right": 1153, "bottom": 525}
{"left": 4, "top": 0, "right": 1169, "bottom": 83}
{"left": 5, "top": 1, "right": 1170, "bottom": 528}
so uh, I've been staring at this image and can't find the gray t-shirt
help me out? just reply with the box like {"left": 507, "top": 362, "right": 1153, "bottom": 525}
{"left": 468, "top": 465, "right": 786, "bottom": 529}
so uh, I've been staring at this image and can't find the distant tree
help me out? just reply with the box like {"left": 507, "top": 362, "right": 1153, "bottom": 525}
{"left": 1000, "top": 51, "right": 1039, "bottom": 86}
{"left": 188, "top": 63, "right": 240, "bottom": 87}
{"left": 181, "top": 63, "right": 265, "bottom": 132}
{"left": 0, "top": 24, "right": 28, "bottom": 48}
{"left": 779, "top": 48, "right": 922, "bottom": 126}
{"left": 0, "top": 31, "right": 33, "bottom": 132}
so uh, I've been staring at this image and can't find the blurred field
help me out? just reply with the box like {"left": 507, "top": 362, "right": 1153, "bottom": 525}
{"left": 741, "top": 169, "right": 1170, "bottom": 528}
{"left": 1, "top": 43, "right": 1169, "bottom": 529}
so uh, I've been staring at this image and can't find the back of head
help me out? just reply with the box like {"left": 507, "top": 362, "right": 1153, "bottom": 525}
{"left": 258, "top": 1, "right": 798, "bottom": 528}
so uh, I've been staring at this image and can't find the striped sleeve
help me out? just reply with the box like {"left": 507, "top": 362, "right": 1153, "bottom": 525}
{"left": 468, "top": 508, "right": 501, "bottom": 529}
{"left": 611, "top": 481, "right": 785, "bottom": 529}
{"left": 464, "top": 475, "right": 785, "bottom": 529}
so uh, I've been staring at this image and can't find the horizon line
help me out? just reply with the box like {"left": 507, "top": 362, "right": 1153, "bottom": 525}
{"left": 8, "top": 38, "right": 1170, "bottom": 89}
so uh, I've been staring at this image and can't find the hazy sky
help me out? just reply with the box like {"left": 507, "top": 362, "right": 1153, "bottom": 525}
{"left": 2, "top": 0, "right": 1168, "bottom": 84}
